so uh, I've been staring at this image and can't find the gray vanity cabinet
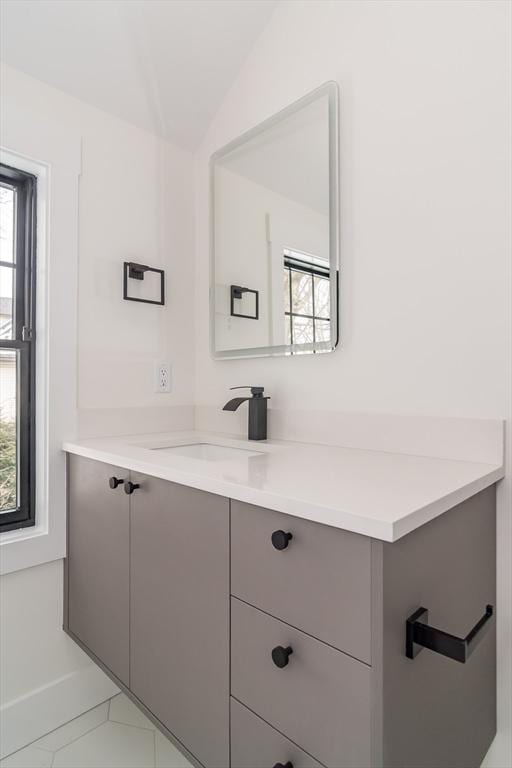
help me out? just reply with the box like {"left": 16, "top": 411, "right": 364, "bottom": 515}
{"left": 66, "top": 454, "right": 497, "bottom": 768}
{"left": 129, "top": 473, "right": 230, "bottom": 768}
{"left": 67, "top": 456, "right": 130, "bottom": 685}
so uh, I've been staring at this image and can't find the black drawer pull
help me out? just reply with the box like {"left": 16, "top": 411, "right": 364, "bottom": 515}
{"left": 108, "top": 476, "right": 124, "bottom": 489}
{"left": 273, "top": 763, "right": 293, "bottom": 768}
{"left": 271, "top": 645, "right": 293, "bottom": 668}
{"left": 271, "top": 530, "right": 293, "bottom": 550}
{"left": 124, "top": 481, "right": 140, "bottom": 495}
{"left": 406, "top": 604, "right": 494, "bottom": 663}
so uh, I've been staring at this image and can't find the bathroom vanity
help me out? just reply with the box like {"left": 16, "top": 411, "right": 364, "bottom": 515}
{"left": 63, "top": 433, "right": 502, "bottom": 768}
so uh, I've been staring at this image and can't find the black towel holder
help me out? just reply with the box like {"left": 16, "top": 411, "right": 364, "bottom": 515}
{"left": 406, "top": 604, "right": 494, "bottom": 663}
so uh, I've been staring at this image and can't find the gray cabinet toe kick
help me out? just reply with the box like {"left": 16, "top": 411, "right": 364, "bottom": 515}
{"left": 65, "top": 455, "right": 496, "bottom": 768}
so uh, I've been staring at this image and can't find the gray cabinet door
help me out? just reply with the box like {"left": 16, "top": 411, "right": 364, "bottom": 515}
{"left": 231, "top": 597, "right": 371, "bottom": 768}
{"left": 129, "top": 474, "right": 230, "bottom": 768}
{"left": 67, "top": 455, "right": 130, "bottom": 685}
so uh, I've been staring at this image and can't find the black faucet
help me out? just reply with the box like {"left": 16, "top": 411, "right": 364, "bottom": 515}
{"left": 222, "top": 386, "right": 270, "bottom": 441}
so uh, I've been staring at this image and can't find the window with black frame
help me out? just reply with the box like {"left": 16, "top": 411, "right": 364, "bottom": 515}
{"left": 0, "top": 164, "right": 36, "bottom": 532}
{"left": 283, "top": 248, "right": 330, "bottom": 350}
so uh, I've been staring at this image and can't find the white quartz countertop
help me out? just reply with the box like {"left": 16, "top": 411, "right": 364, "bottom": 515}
{"left": 63, "top": 431, "right": 504, "bottom": 542}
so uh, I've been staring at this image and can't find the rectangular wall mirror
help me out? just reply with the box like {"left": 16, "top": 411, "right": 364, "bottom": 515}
{"left": 210, "top": 82, "right": 339, "bottom": 359}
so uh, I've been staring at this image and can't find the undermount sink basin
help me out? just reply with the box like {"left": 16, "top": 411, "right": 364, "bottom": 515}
{"left": 151, "top": 442, "right": 263, "bottom": 462}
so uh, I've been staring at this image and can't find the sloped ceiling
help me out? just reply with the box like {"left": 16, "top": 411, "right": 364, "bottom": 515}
{"left": 0, "top": 0, "right": 278, "bottom": 149}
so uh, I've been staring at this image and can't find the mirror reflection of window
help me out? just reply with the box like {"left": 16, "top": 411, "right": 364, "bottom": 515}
{"left": 283, "top": 248, "right": 330, "bottom": 352}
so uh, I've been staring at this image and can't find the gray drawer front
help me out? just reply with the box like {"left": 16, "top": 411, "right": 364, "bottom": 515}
{"left": 231, "top": 598, "right": 371, "bottom": 768}
{"left": 231, "top": 698, "right": 324, "bottom": 768}
{"left": 231, "top": 501, "right": 371, "bottom": 663}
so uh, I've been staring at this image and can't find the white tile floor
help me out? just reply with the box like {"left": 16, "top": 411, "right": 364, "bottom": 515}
{"left": 0, "top": 694, "right": 193, "bottom": 768}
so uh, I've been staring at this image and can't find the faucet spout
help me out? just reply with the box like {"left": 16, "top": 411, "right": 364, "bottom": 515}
{"left": 222, "top": 397, "right": 250, "bottom": 412}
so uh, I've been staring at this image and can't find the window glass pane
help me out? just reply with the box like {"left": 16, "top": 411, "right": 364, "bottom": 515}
{"left": 0, "top": 349, "right": 17, "bottom": 513}
{"left": 290, "top": 270, "right": 313, "bottom": 316}
{"left": 0, "top": 265, "right": 14, "bottom": 339}
{"left": 292, "top": 316, "right": 314, "bottom": 345}
{"left": 285, "top": 315, "right": 292, "bottom": 345}
{"left": 315, "top": 319, "right": 331, "bottom": 343}
{"left": 0, "top": 185, "right": 15, "bottom": 264}
{"left": 283, "top": 268, "right": 290, "bottom": 313}
{"left": 314, "top": 276, "right": 330, "bottom": 320}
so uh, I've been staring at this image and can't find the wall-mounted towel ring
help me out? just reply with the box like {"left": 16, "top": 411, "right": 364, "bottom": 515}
{"left": 230, "top": 285, "right": 259, "bottom": 320}
{"left": 123, "top": 261, "right": 165, "bottom": 305}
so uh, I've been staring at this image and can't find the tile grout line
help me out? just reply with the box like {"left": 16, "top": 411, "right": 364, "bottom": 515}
{"left": 108, "top": 718, "right": 157, "bottom": 734}
{"left": 2, "top": 696, "right": 164, "bottom": 768}
{"left": 48, "top": 694, "right": 156, "bottom": 766}
{"left": 1, "top": 701, "right": 110, "bottom": 762}
{"left": 51, "top": 716, "right": 157, "bottom": 767}
{"left": 51, "top": 720, "right": 106, "bottom": 758}
{"left": 50, "top": 703, "right": 112, "bottom": 758}
{"left": 108, "top": 693, "right": 157, "bottom": 733}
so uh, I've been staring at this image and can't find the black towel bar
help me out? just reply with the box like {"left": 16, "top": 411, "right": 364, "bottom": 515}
{"left": 406, "top": 604, "right": 494, "bottom": 663}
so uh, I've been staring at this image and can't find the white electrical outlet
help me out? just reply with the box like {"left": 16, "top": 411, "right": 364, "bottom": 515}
{"left": 155, "top": 362, "right": 172, "bottom": 393}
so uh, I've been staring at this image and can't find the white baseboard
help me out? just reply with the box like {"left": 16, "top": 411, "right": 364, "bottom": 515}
{"left": 0, "top": 662, "right": 119, "bottom": 759}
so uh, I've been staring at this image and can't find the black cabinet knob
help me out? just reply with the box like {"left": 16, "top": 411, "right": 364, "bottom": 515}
{"left": 109, "top": 477, "right": 124, "bottom": 489}
{"left": 271, "top": 530, "right": 293, "bottom": 550}
{"left": 271, "top": 645, "right": 293, "bottom": 668}
{"left": 124, "top": 481, "right": 140, "bottom": 495}
{"left": 273, "top": 762, "right": 293, "bottom": 768}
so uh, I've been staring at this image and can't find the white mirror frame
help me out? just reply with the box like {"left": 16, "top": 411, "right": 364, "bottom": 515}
{"left": 209, "top": 81, "right": 340, "bottom": 360}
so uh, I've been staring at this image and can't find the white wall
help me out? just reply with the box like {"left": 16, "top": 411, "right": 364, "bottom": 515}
{"left": 195, "top": 0, "right": 509, "bottom": 419}
{"left": 193, "top": 1, "right": 511, "bottom": 765}
{"left": 76, "top": 90, "right": 194, "bottom": 418}
{"left": 0, "top": 65, "right": 195, "bottom": 755}
{"left": 0, "top": 563, "right": 85, "bottom": 707}
{"left": 2, "top": 65, "right": 196, "bottom": 435}
{"left": 0, "top": 560, "right": 118, "bottom": 757}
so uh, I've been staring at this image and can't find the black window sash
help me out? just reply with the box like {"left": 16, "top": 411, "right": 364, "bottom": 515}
{"left": 0, "top": 165, "right": 37, "bottom": 531}
{"left": 284, "top": 253, "right": 330, "bottom": 279}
